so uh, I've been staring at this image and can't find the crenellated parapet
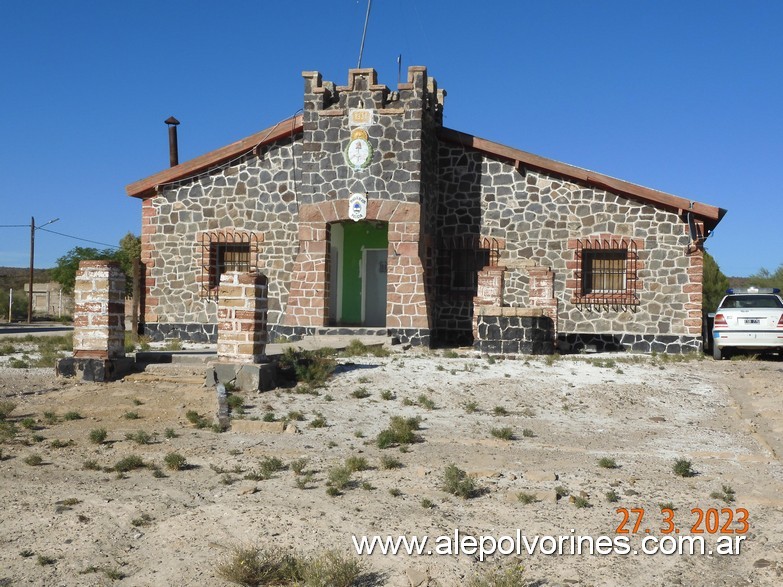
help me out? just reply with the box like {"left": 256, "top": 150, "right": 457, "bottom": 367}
{"left": 302, "top": 66, "right": 444, "bottom": 119}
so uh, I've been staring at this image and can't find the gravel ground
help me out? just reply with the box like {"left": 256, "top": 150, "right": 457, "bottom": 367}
{"left": 0, "top": 346, "right": 782, "bottom": 586}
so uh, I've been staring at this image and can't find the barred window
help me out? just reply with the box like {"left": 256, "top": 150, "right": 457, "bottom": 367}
{"left": 450, "top": 248, "right": 490, "bottom": 292}
{"left": 210, "top": 242, "right": 251, "bottom": 289}
{"left": 571, "top": 237, "right": 640, "bottom": 306}
{"left": 583, "top": 250, "right": 627, "bottom": 294}
{"left": 198, "top": 231, "right": 261, "bottom": 299}
{"left": 437, "top": 236, "right": 501, "bottom": 296}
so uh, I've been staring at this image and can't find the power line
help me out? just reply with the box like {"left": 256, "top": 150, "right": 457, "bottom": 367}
{"left": 37, "top": 227, "right": 119, "bottom": 249}
{"left": 0, "top": 224, "right": 29, "bottom": 228}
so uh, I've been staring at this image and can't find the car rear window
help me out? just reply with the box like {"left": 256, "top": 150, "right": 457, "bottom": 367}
{"left": 719, "top": 295, "right": 783, "bottom": 309}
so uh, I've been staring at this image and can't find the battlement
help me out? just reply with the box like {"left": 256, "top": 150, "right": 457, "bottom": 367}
{"left": 302, "top": 66, "right": 445, "bottom": 119}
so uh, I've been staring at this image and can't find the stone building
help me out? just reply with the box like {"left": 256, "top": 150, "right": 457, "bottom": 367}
{"left": 126, "top": 66, "right": 726, "bottom": 353}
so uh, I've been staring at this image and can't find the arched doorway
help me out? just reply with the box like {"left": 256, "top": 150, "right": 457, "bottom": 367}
{"left": 328, "top": 220, "right": 388, "bottom": 327}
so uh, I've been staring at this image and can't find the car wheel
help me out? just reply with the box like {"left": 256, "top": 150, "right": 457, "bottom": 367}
{"left": 713, "top": 345, "right": 723, "bottom": 360}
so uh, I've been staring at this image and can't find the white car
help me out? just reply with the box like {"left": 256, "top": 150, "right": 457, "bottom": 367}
{"left": 712, "top": 287, "right": 783, "bottom": 360}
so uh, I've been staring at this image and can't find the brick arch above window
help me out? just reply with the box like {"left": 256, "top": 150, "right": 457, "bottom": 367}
{"left": 197, "top": 229, "right": 264, "bottom": 299}
{"left": 566, "top": 235, "right": 645, "bottom": 308}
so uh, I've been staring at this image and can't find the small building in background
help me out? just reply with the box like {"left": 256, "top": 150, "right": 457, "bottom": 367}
{"left": 23, "top": 282, "right": 74, "bottom": 318}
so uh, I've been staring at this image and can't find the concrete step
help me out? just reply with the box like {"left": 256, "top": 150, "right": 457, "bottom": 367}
{"left": 135, "top": 334, "right": 389, "bottom": 365}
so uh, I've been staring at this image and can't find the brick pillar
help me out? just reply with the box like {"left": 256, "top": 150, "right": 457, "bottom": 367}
{"left": 472, "top": 266, "right": 505, "bottom": 338}
{"left": 528, "top": 267, "right": 558, "bottom": 340}
{"left": 73, "top": 261, "right": 126, "bottom": 359}
{"left": 140, "top": 197, "right": 157, "bottom": 325}
{"left": 217, "top": 272, "right": 268, "bottom": 363}
{"left": 685, "top": 248, "right": 704, "bottom": 337}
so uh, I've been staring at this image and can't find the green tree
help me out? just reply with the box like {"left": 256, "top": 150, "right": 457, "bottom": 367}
{"left": 50, "top": 233, "right": 141, "bottom": 294}
{"left": 748, "top": 264, "right": 783, "bottom": 291}
{"left": 702, "top": 251, "right": 729, "bottom": 312}
{"left": 115, "top": 233, "right": 142, "bottom": 288}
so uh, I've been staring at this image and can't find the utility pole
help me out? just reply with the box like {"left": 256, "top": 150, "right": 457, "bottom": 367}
{"left": 28, "top": 217, "right": 34, "bottom": 323}
{"left": 27, "top": 217, "right": 59, "bottom": 324}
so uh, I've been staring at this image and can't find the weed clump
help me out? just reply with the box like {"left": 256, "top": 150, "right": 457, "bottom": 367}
{"left": 345, "top": 455, "right": 370, "bottom": 472}
{"left": 710, "top": 485, "right": 736, "bottom": 503}
{"left": 114, "top": 455, "right": 145, "bottom": 473}
{"left": 376, "top": 416, "right": 422, "bottom": 449}
{"left": 467, "top": 562, "right": 526, "bottom": 587}
{"left": 380, "top": 455, "right": 403, "bottom": 470}
{"left": 0, "top": 400, "right": 17, "bottom": 420}
{"left": 517, "top": 491, "right": 538, "bottom": 505}
{"left": 216, "top": 546, "right": 365, "bottom": 587}
{"left": 327, "top": 465, "right": 353, "bottom": 493}
{"left": 126, "top": 430, "right": 153, "bottom": 445}
{"left": 185, "top": 410, "right": 210, "bottom": 429}
{"left": 89, "top": 428, "right": 108, "bottom": 444}
{"left": 442, "top": 464, "right": 478, "bottom": 499}
{"left": 350, "top": 388, "right": 371, "bottom": 399}
{"left": 342, "top": 339, "right": 390, "bottom": 357}
{"left": 278, "top": 347, "right": 337, "bottom": 388}
{"left": 490, "top": 427, "right": 514, "bottom": 441}
{"left": 24, "top": 454, "right": 44, "bottom": 466}
{"left": 673, "top": 458, "right": 695, "bottom": 478}
{"left": 245, "top": 456, "right": 286, "bottom": 481}
{"left": 598, "top": 457, "right": 618, "bottom": 469}
{"left": 164, "top": 452, "right": 187, "bottom": 471}
{"left": 308, "top": 413, "right": 327, "bottom": 429}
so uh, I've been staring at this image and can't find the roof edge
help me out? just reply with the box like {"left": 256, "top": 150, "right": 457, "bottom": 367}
{"left": 438, "top": 126, "right": 726, "bottom": 230}
{"left": 126, "top": 114, "right": 304, "bottom": 199}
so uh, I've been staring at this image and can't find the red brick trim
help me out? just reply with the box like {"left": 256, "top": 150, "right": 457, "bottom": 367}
{"left": 284, "top": 200, "right": 429, "bottom": 328}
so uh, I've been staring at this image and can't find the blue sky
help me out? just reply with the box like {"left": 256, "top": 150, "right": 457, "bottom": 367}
{"left": 1, "top": 0, "right": 780, "bottom": 277}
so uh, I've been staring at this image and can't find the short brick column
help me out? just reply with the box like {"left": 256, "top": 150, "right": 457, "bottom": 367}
{"left": 472, "top": 266, "right": 505, "bottom": 339}
{"left": 73, "top": 261, "right": 126, "bottom": 359}
{"left": 528, "top": 267, "right": 558, "bottom": 341}
{"left": 217, "top": 272, "right": 268, "bottom": 363}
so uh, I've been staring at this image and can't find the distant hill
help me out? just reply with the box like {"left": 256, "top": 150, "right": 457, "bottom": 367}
{"left": 0, "top": 267, "right": 54, "bottom": 291}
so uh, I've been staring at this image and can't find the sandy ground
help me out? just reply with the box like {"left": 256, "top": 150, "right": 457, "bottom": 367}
{"left": 1, "top": 347, "right": 782, "bottom": 587}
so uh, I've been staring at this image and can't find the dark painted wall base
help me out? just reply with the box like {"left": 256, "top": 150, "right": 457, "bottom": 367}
{"left": 558, "top": 333, "right": 702, "bottom": 354}
{"left": 474, "top": 315, "right": 554, "bottom": 355}
{"left": 145, "top": 323, "right": 217, "bottom": 343}
{"left": 271, "top": 325, "right": 431, "bottom": 347}
{"left": 56, "top": 357, "right": 135, "bottom": 382}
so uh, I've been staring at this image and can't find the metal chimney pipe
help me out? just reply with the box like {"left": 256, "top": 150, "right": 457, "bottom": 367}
{"left": 165, "top": 116, "right": 180, "bottom": 167}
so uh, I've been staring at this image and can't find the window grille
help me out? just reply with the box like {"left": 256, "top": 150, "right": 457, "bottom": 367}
{"left": 199, "top": 231, "right": 259, "bottom": 299}
{"left": 437, "top": 236, "right": 500, "bottom": 296}
{"left": 573, "top": 237, "right": 639, "bottom": 307}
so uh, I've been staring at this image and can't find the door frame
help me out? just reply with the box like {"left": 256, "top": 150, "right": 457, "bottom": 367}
{"left": 361, "top": 247, "right": 388, "bottom": 326}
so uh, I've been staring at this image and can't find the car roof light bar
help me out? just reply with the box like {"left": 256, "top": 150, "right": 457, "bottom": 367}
{"left": 726, "top": 287, "right": 781, "bottom": 294}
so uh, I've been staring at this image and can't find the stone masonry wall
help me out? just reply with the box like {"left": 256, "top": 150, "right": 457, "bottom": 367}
{"left": 282, "top": 67, "right": 443, "bottom": 344}
{"left": 141, "top": 137, "right": 301, "bottom": 342}
{"left": 437, "top": 141, "right": 702, "bottom": 350}
{"left": 474, "top": 307, "right": 554, "bottom": 355}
